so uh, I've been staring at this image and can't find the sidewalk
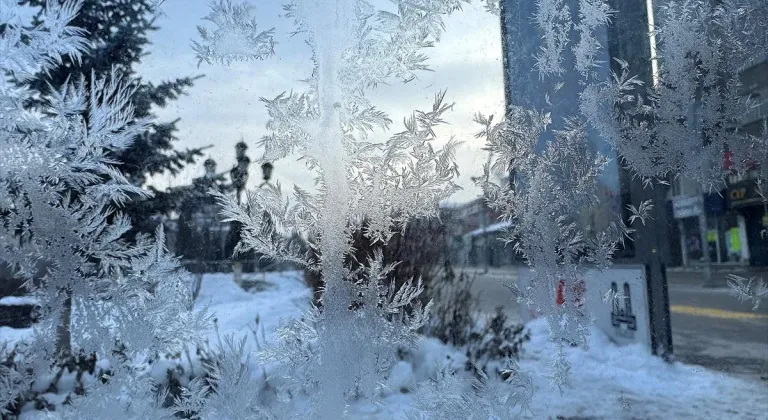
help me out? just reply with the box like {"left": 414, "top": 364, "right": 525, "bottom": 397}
{"left": 666, "top": 265, "right": 768, "bottom": 287}
{"left": 458, "top": 264, "right": 768, "bottom": 288}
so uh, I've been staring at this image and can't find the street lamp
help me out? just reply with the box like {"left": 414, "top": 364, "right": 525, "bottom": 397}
{"left": 257, "top": 161, "right": 274, "bottom": 277}
{"left": 203, "top": 157, "right": 217, "bottom": 179}
{"left": 260, "top": 162, "right": 273, "bottom": 186}
{"left": 229, "top": 140, "right": 251, "bottom": 285}
{"left": 231, "top": 140, "right": 250, "bottom": 205}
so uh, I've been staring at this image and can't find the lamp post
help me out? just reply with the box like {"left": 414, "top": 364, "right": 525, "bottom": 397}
{"left": 185, "top": 157, "right": 218, "bottom": 297}
{"left": 231, "top": 140, "right": 250, "bottom": 204}
{"left": 229, "top": 140, "right": 250, "bottom": 286}
{"left": 259, "top": 161, "right": 273, "bottom": 186}
{"left": 258, "top": 161, "right": 274, "bottom": 277}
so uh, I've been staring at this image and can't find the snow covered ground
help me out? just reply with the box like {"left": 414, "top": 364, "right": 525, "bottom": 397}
{"left": 0, "top": 325, "right": 34, "bottom": 348}
{"left": 195, "top": 271, "right": 311, "bottom": 350}
{"left": 3, "top": 271, "right": 766, "bottom": 419}
{"left": 193, "top": 272, "right": 767, "bottom": 419}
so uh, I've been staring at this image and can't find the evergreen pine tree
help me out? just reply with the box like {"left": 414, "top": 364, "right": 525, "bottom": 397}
{"left": 22, "top": 0, "right": 208, "bottom": 236}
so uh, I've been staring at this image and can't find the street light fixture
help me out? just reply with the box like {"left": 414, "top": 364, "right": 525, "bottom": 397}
{"left": 261, "top": 162, "right": 273, "bottom": 185}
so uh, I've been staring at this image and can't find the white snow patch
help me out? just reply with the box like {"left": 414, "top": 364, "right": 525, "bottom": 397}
{"left": 0, "top": 296, "right": 39, "bottom": 306}
{"left": 515, "top": 318, "right": 768, "bottom": 419}
{"left": 0, "top": 326, "right": 33, "bottom": 348}
{"left": 385, "top": 361, "right": 415, "bottom": 394}
{"left": 348, "top": 318, "right": 768, "bottom": 419}
{"left": 466, "top": 220, "right": 513, "bottom": 237}
{"left": 195, "top": 270, "right": 311, "bottom": 354}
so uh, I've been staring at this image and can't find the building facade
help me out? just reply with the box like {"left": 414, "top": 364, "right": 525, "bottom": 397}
{"left": 440, "top": 198, "right": 520, "bottom": 267}
{"left": 731, "top": 56, "right": 768, "bottom": 266}
{"left": 668, "top": 39, "right": 768, "bottom": 267}
{"left": 500, "top": 0, "right": 767, "bottom": 267}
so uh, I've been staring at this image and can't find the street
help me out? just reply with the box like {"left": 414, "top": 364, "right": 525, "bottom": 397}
{"left": 462, "top": 266, "right": 768, "bottom": 383}
{"left": 668, "top": 283, "right": 768, "bottom": 380}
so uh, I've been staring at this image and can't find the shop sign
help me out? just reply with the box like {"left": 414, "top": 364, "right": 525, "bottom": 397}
{"left": 518, "top": 266, "right": 652, "bottom": 350}
{"left": 728, "top": 182, "right": 763, "bottom": 208}
{"left": 672, "top": 195, "right": 702, "bottom": 219}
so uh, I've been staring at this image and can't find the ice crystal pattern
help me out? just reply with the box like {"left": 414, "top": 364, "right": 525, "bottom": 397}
{"left": 579, "top": 0, "right": 768, "bottom": 187}
{"left": 193, "top": 0, "right": 467, "bottom": 418}
{"left": 1, "top": 0, "right": 206, "bottom": 416}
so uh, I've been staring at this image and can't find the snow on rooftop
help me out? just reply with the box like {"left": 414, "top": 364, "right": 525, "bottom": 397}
{"left": 466, "top": 219, "right": 513, "bottom": 237}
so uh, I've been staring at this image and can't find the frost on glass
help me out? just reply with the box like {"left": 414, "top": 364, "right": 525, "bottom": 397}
{"left": 405, "top": 360, "right": 536, "bottom": 419}
{"left": 478, "top": 0, "right": 767, "bottom": 407}
{"left": 475, "top": 109, "right": 633, "bottom": 393}
{"left": 473, "top": 0, "right": 675, "bottom": 399}
{"left": 581, "top": 1, "right": 766, "bottom": 186}
{"left": 533, "top": 0, "right": 572, "bottom": 77}
{"left": 530, "top": 0, "right": 766, "bottom": 185}
{"left": 173, "top": 335, "right": 273, "bottom": 420}
{"left": 726, "top": 275, "right": 768, "bottom": 311}
{"left": 193, "top": 0, "right": 467, "bottom": 417}
{"left": 192, "top": 0, "right": 276, "bottom": 67}
{"left": 1, "top": 1, "right": 206, "bottom": 416}
{"left": 531, "top": 0, "right": 613, "bottom": 79}
{"left": 573, "top": 0, "right": 611, "bottom": 79}
{"left": 576, "top": 0, "right": 767, "bottom": 307}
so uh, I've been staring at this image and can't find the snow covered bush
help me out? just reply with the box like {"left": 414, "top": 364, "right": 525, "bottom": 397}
{"left": 427, "top": 270, "right": 478, "bottom": 347}
{"left": 425, "top": 269, "right": 530, "bottom": 377}
{"left": 1, "top": 0, "right": 207, "bottom": 416}
{"left": 464, "top": 307, "right": 529, "bottom": 377}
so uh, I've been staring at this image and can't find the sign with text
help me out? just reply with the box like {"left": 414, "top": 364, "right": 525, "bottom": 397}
{"left": 518, "top": 266, "right": 652, "bottom": 350}
{"left": 728, "top": 181, "right": 763, "bottom": 208}
{"left": 671, "top": 195, "right": 703, "bottom": 219}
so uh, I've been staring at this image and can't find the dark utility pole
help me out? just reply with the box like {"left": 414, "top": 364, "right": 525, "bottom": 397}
{"left": 228, "top": 140, "right": 251, "bottom": 284}
{"left": 606, "top": 0, "right": 674, "bottom": 360}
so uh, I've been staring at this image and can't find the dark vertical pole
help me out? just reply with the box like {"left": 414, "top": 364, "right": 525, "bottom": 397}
{"left": 633, "top": 180, "right": 674, "bottom": 360}
{"left": 498, "top": 0, "right": 512, "bottom": 117}
{"left": 606, "top": 0, "right": 674, "bottom": 360}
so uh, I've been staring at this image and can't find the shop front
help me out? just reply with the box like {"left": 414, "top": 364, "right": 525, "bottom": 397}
{"left": 727, "top": 171, "right": 768, "bottom": 266}
{"left": 670, "top": 191, "right": 759, "bottom": 266}
{"left": 671, "top": 195, "right": 706, "bottom": 266}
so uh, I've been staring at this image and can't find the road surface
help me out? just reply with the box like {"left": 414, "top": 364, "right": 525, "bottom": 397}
{"left": 462, "top": 266, "right": 768, "bottom": 382}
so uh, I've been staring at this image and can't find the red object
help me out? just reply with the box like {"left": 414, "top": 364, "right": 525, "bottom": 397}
{"left": 724, "top": 150, "right": 733, "bottom": 171}
{"left": 556, "top": 279, "right": 586, "bottom": 307}
{"left": 724, "top": 149, "right": 761, "bottom": 172}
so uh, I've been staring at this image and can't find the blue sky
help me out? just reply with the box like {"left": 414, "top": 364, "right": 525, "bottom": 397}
{"left": 137, "top": 0, "right": 506, "bottom": 204}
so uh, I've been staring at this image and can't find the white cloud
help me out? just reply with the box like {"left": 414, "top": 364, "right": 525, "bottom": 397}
{"left": 138, "top": 0, "right": 505, "bottom": 204}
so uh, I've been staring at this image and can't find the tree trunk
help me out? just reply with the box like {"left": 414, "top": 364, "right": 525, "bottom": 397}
{"left": 55, "top": 287, "right": 72, "bottom": 362}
